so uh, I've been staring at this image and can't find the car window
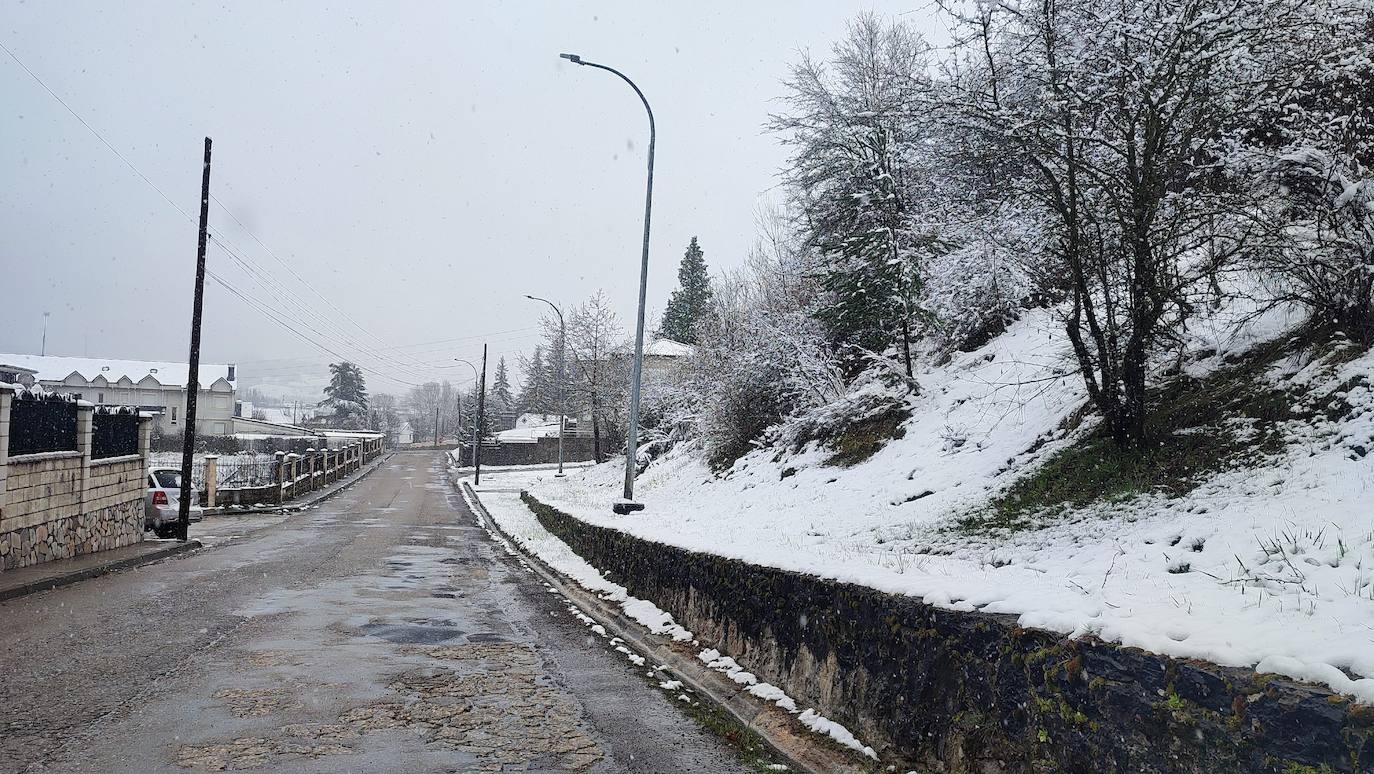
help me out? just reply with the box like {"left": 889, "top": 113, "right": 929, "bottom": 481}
{"left": 152, "top": 470, "right": 181, "bottom": 489}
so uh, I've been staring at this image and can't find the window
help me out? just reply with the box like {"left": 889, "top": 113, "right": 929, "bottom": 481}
{"left": 98, "top": 392, "right": 105, "bottom": 403}
{"left": 171, "top": 406, "right": 177, "bottom": 423}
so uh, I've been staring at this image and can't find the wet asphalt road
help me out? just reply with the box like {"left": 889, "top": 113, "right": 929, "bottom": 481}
{"left": 0, "top": 452, "right": 749, "bottom": 773}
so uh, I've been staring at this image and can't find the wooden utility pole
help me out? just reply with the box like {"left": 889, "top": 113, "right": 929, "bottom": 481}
{"left": 177, "top": 137, "right": 212, "bottom": 542}
{"left": 474, "top": 343, "right": 487, "bottom": 486}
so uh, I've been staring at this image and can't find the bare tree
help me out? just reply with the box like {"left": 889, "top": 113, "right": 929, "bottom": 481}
{"left": 943, "top": 0, "right": 1326, "bottom": 447}
{"left": 566, "top": 291, "right": 628, "bottom": 462}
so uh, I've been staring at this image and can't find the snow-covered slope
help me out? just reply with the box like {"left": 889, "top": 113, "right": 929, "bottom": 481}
{"left": 517, "top": 305, "right": 1374, "bottom": 703}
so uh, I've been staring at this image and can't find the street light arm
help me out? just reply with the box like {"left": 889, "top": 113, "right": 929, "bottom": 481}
{"left": 574, "top": 60, "right": 655, "bottom": 135}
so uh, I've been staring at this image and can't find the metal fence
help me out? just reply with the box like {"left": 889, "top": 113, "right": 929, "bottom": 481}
{"left": 92, "top": 411, "right": 140, "bottom": 459}
{"left": 8, "top": 398, "right": 79, "bottom": 456}
{"left": 148, "top": 452, "right": 279, "bottom": 489}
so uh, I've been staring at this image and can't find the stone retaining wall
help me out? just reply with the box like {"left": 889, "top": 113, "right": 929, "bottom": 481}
{"left": 523, "top": 493, "right": 1374, "bottom": 773}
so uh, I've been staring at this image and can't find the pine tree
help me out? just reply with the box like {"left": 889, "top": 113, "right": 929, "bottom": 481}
{"left": 492, "top": 357, "right": 514, "bottom": 415}
{"left": 319, "top": 361, "right": 368, "bottom": 425}
{"left": 517, "top": 347, "right": 556, "bottom": 415}
{"left": 658, "top": 237, "right": 712, "bottom": 344}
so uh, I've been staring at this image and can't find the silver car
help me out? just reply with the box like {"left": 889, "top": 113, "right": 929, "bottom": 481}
{"left": 145, "top": 468, "right": 202, "bottom": 538}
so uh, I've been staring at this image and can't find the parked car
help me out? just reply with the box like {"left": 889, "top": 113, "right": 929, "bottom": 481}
{"left": 145, "top": 468, "right": 201, "bottom": 538}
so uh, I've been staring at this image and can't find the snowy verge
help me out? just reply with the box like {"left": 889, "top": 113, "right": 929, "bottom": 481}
{"left": 455, "top": 470, "right": 882, "bottom": 761}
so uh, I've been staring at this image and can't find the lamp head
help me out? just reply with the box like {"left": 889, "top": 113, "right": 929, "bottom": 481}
{"left": 559, "top": 53, "right": 583, "bottom": 64}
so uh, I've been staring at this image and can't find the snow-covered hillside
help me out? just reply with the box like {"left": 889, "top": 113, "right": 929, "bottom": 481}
{"left": 519, "top": 306, "right": 1374, "bottom": 703}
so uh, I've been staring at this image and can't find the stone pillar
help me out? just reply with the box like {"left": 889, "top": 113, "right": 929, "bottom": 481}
{"left": 204, "top": 454, "right": 218, "bottom": 508}
{"left": 274, "top": 451, "right": 287, "bottom": 504}
{"left": 0, "top": 385, "right": 12, "bottom": 522}
{"left": 137, "top": 413, "right": 153, "bottom": 461}
{"left": 305, "top": 448, "right": 316, "bottom": 492}
{"left": 76, "top": 402, "right": 94, "bottom": 511}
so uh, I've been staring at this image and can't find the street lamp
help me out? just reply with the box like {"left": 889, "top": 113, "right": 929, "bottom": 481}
{"left": 524, "top": 295, "right": 566, "bottom": 476}
{"left": 453, "top": 359, "right": 480, "bottom": 469}
{"left": 559, "top": 52, "right": 653, "bottom": 514}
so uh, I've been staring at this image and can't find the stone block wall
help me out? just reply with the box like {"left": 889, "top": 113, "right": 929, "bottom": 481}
{"left": 457, "top": 436, "right": 597, "bottom": 467}
{"left": 0, "top": 385, "right": 152, "bottom": 572}
{"left": 523, "top": 492, "right": 1374, "bottom": 774}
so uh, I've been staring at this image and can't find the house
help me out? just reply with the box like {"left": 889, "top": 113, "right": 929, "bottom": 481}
{"left": 0, "top": 353, "right": 238, "bottom": 435}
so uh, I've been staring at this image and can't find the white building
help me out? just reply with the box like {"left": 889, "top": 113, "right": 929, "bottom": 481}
{"left": 0, "top": 353, "right": 237, "bottom": 436}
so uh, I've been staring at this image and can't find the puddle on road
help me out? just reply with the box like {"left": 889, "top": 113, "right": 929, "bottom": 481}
{"left": 359, "top": 618, "right": 464, "bottom": 645}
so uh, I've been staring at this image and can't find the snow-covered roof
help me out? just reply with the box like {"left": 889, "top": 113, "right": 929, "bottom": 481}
{"left": 643, "top": 338, "right": 695, "bottom": 358}
{"left": 496, "top": 417, "right": 562, "bottom": 442}
{"left": 0, "top": 353, "right": 237, "bottom": 389}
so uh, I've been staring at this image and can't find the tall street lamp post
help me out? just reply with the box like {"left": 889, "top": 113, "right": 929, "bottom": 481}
{"left": 453, "top": 359, "right": 480, "bottom": 469}
{"left": 559, "top": 52, "right": 653, "bottom": 513}
{"left": 524, "top": 294, "right": 566, "bottom": 476}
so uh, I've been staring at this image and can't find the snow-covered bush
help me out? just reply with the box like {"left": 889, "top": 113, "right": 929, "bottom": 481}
{"left": 683, "top": 234, "right": 846, "bottom": 470}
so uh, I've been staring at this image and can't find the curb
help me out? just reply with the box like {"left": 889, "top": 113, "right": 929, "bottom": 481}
{"left": 460, "top": 482, "right": 871, "bottom": 774}
{"left": 0, "top": 540, "right": 202, "bottom": 602}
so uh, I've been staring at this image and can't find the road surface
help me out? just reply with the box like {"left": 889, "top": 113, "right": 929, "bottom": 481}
{"left": 0, "top": 452, "right": 749, "bottom": 773}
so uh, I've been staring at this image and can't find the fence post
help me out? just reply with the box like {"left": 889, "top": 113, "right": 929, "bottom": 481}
{"left": 274, "top": 451, "right": 286, "bottom": 504}
{"left": 204, "top": 454, "right": 218, "bottom": 508}
{"left": 0, "top": 385, "right": 11, "bottom": 524}
{"left": 288, "top": 453, "right": 301, "bottom": 499}
{"left": 305, "top": 448, "right": 316, "bottom": 492}
{"left": 76, "top": 402, "right": 94, "bottom": 511}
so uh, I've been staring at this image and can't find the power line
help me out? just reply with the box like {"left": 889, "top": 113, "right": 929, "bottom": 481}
{"left": 0, "top": 39, "right": 194, "bottom": 223}
{"left": 205, "top": 267, "right": 427, "bottom": 388}
{"left": 4, "top": 38, "right": 516, "bottom": 391}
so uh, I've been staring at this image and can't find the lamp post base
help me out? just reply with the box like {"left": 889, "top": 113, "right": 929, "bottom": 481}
{"left": 612, "top": 501, "right": 645, "bottom": 515}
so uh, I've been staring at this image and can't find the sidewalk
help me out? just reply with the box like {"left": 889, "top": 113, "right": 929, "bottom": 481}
{"left": 0, "top": 539, "right": 201, "bottom": 602}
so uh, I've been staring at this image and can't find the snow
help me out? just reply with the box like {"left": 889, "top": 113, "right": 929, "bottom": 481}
{"left": 514, "top": 305, "right": 1374, "bottom": 704}
{"left": 643, "top": 338, "right": 695, "bottom": 358}
{"left": 0, "top": 352, "right": 236, "bottom": 389}
{"left": 459, "top": 466, "right": 881, "bottom": 759}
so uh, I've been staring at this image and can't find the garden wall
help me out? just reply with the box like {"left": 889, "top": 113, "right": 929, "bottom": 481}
{"left": 523, "top": 492, "right": 1374, "bottom": 773}
{"left": 0, "top": 386, "right": 152, "bottom": 571}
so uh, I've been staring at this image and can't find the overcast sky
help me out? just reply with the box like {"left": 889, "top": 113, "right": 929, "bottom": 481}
{"left": 1, "top": 1, "right": 947, "bottom": 398}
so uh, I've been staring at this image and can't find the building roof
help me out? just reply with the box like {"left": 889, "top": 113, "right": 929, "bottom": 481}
{"left": 644, "top": 338, "right": 695, "bottom": 358}
{"left": 0, "top": 353, "right": 236, "bottom": 389}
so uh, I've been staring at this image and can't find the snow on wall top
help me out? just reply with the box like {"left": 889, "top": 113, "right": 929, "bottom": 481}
{"left": 0, "top": 353, "right": 237, "bottom": 390}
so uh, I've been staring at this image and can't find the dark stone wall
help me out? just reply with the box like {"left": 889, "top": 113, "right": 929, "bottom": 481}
{"left": 523, "top": 493, "right": 1374, "bottom": 773}
{"left": 456, "top": 437, "right": 597, "bottom": 467}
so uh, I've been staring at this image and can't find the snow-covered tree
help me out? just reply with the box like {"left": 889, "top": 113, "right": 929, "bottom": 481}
{"left": 1232, "top": 3, "right": 1374, "bottom": 343}
{"left": 658, "top": 237, "right": 713, "bottom": 344}
{"left": 567, "top": 290, "right": 629, "bottom": 461}
{"left": 318, "top": 361, "right": 368, "bottom": 427}
{"left": 942, "top": 0, "right": 1333, "bottom": 447}
{"left": 770, "top": 13, "right": 936, "bottom": 378}
{"left": 490, "top": 357, "right": 515, "bottom": 417}
{"left": 517, "top": 347, "right": 556, "bottom": 415}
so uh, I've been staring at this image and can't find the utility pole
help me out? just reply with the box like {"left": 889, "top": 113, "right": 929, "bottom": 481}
{"left": 177, "top": 136, "right": 212, "bottom": 542}
{"left": 41, "top": 312, "right": 49, "bottom": 355}
{"left": 474, "top": 344, "right": 487, "bottom": 486}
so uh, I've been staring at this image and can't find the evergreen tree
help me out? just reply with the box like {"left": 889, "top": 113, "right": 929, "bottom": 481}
{"left": 492, "top": 357, "right": 514, "bottom": 415}
{"left": 318, "top": 361, "right": 368, "bottom": 426}
{"left": 658, "top": 236, "right": 713, "bottom": 344}
{"left": 517, "top": 347, "right": 556, "bottom": 414}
